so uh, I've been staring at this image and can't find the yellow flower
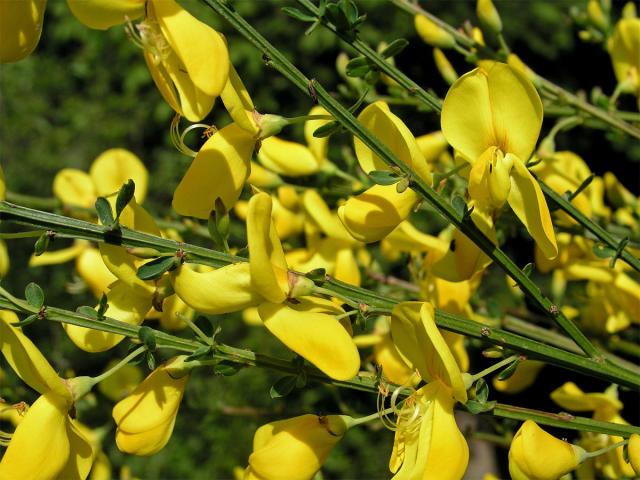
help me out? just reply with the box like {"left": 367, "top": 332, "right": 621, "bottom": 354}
{"left": 68, "top": 0, "right": 229, "bottom": 122}
{"left": 245, "top": 414, "right": 351, "bottom": 480}
{"left": 509, "top": 420, "right": 585, "bottom": 480}
{"left": 414, "top": 15, "right": 456, "bottom": 49}
{"left": 629, "top": 433, "right": 640, "bottom": 476}
{"left": 388, "top": 302, "right": 469, "bottom": 479}
{"left": 551, "top": 382, "right": 635, "bottom": 479}
{"left": 493, "top": 360, "right": 544, "bottom": 394}
{"left": 172, "top": 122, "right": 256, "bottom": 218}
{"left": 609, "top": 18, "right": 640, "bottom": 96}
{"left": 0, "top": 0, "right": 46, "bottom": 63}
{"left": 98, "top": 361, "right": 143, "bottom": 402}
{"left": 441, "top": 62, "right": 557, "bottom": 259}
{"left": 0, "top": 311, "right": 94, "bottom": 479}
{"left": 112, "top": 356, "right": 190, "bottom": 456}
{"left": 339, "top": 101, "right": 431, "bottom": 243}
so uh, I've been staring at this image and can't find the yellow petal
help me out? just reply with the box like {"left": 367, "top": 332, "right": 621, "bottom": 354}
{"left": 64, "top": 280, "right": 152, "bottom": 352}
{"left": 66, "top": 0, "right": 144, "bottom": 30}
{"left": 29, "top": 242, "right": 87, "bottom": 267}
{"left": 247, "top": 161, "right": 283, "bottom": 188}
{"left": 302, "top": 189, "right": 353, "bottom": 243}
{"left": 304, "top": 106, "right": 332, "bottom": 162}
{"left": 414, "top": 15, "right": 456, "bottom": 49}
{"left": 173, "top": 123, "right": 255, "bottom": 218}
{"left": 609, "top": 18, "right": 640, "bottom": 89}
{"left": 415, "top": 131, "right": 449, "bottom": 163}
{"left": 248, "top": 192, "right": 289, "bottom": 303}
{"left": 98, "top": 361, "right": 143, "bottom": 402}
{"left": 383, "top": 221, "right": 448, "bottom": 256}
{"left": 508, "top": 157, "right": 557, "bottom": 259}
{"left": 115, "top": 416, "right": 176, "bottom": 456}
{"left": 372, "top": 333, "right": 414, "bottom": 386}
{"left": 113, "top": 359, "right": 188, "bottom": 434}
{"left": 0, "top": 392, "right": 70, "bottom": 480}
{"left": 170, "top": 262, "right": 262, "bottom": 314}
{"left": 441, "top": 63, "right": 543, "bottom": 162}
{"left": 0, "top": 241, "right": 8, "bottom": 278}
{"left": 152, "top": 0, "right": 229, "bottom": 98}
{"left": 221, "top": 63, "right": 259, "bottom": 135}
{"left": 0, "top": 311, "right": 70, "bottom": 400}
{"left": 629, "top": 433, "right": 640, "bottom": 475}
{"left": 508, "top": 420, "right": 583, "bottom": 480}
{"left": 58, "top": 419, "right": 95, "bottom": 480}
{"left": 249, "top": 414, "right": 348, "bottom": 480}
{"left": 258, "top": 136, "right": 321, "bottom": 176}
{"left": 53, "top": 169, "right": 96, "bottom": 208}
{"left": 493, "top": 360, "right": 544, "bottom": 394}
{"left": 550, "top": 382, "right": 623, "bottom": 414}
{"left": 334, "top": 248, "right": 361, "bottom": 286}
{"left": 89, "top": 148, "right": 148, "bottom": 203}
{"left": 338, "top": 184, "right": 420, "bottom": 243}
{"left": 354, "top": 101, "right": 431, "bottom": 183}
{"left": 0, "top": 0, "right": 46, "bottom": 63}
{"left": 390, "top": 302, "right": 467, "bottom": 402}
{"left": 157, "top": 294, "right": 193, "bottom": 331}
{"left": 258, "top": 300, "right": 360, "bottom": 381}
{"left": 76, "top": 247, "right": 119, "bottom": 298}
{"left": 143, "top": 49, "right": 183, "bottom": 117}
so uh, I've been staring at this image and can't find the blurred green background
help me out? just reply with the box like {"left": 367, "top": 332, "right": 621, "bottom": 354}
{"left": 1, "top": 1, "right": 638, "bottom": 478}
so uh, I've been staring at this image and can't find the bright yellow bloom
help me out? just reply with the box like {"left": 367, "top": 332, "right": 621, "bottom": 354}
{"left": 245, "top": 414, "right": 351, "bottom": 480}
{"left": 551, "top": 382, "right": 635, "bottom": 478}
{"left": 414, "top": 15, "right": 456, "bottom": 49}
{"left": 340, "top": 101, "right": 430, "bottom": 243}
{"left": 442, "top": 62, "right": 557, "bottom": 259}
{"left": 509, "top": 420, "right": 585, "bottom": 480}
{"left": 112, "top": 356, "right": 190, "bottom": 456}
{"left": 629, "top": 433, "right": 640, "bottom": 475}
{"left": 97, "top": 361, "right": 143, "bottom": 402}
{"left": 172, "top": 123, "right": 256, "bottom": 218}
{"left": 0, "top": 311, "right": 94, "bottom": 480}
{"left": 609, "top": 17, "right": 640, "bottom": 97}
{"left": 388, "top": 302, "right": 468, "bottom": 479}
{"left": 0, "top": 0, "right": 46, "bottom": 63}
{"left": 68, "top": 0, "right": 229, "bottom": 122}
{"left": 257, "top": 106, "right": 334, "bottom": 176}
{"left": 493, "top": 360, "right": 544, "bottom": 394}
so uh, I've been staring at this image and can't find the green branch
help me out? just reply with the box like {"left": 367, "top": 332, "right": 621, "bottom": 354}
{"left": 201, "top": 0, "right": 603, "bottom": 361}
{"left": 0, "top": 295, "right": 636, "bottom": 437}
{"left": 1, "top": 201, "right": 638, "bottom": 389}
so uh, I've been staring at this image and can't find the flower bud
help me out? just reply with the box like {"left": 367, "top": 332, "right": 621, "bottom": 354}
{"left": 509, "top": 420, "right": 586, "bottom": 480}
{"left": 112, "top": 356, "right": 190, "bottom": 456}
{"left": 0, "top": 0, "right": 46, "bottom": 63}
{"left": 414, "top": 15, "right": 456, "bottom": 49}
{"left": 433, "top": 48, "right": 458, "bottom": 85}
{"left": 246, "top": 414, "right": 352, "bottom": 480}
{"left": 477, "top": 0, "right": 503, "bottom": 34}
{"left": 587, "top": 0, "right": 608, "bottom": 32}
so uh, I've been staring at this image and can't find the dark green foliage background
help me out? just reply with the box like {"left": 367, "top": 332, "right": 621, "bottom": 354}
{"left": 1, "top": 1, "right": 638, "bottom": 478}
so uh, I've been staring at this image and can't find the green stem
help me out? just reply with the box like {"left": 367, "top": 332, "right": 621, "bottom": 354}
{"left": 2, "top": 202, "right": 639, "bottom": 388}
{"left": 285, "top": 114, "right": 334, "bottom": 124}
{"left": 0, "top": 230, "right": 46, "bottom": 239}
{"left": 181, "top": 316, "right": 213, "bottom": 346}
{"left": 350, "top": 407, "right": 396, "bottom": 427}
{"left": 583, "top": 439, "right": 628, "bottom": 459}
{"left": 469, "top": 355, "right": 520, "bottom": 383}
{"left": 89, "top": 346, "right": 147, "bottom": 386}
{"left": 201, "top": 0, "right": 603, "bottom": 361}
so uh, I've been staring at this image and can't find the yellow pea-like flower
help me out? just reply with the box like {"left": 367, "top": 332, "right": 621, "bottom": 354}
{"left": 414, "top": 14, "right": 456, "bottom": 49}
{"left": 0, "top": 311, "right": 95, "bottom": 479}
{"left": 441, "top": 62, "right": 557, "bottom": 259}
{"left": 112, "top": 356, "right": 190, "bottom": 456}
{"left": 629, "top": 433, "right": 640, "bottom": 475}
{"left": 508, "top": 420, "right": 585, "bottom": 480}
{"left": 246, "top": 414, "right": 351, "bottom": 480}
{"left": 389, "top": 381, "right": 469, "bottom": 480}
{"left": 609, "top": 17, "right": 640, "bottom": 95}
{"left": 221, "top": 63, "right": 260, "bottom": 135}
{"left": 66, "top": 0, "right": 145, "bottom": 30}
{"left": 98, "top": 361, "right": 143, "bottom": 402}
{"left": 258, "top": 297, "right": 360, "bottom": 381}
{"left": 493, "top": 360, "right": 544, "bottom": 394}
{"left": 0, "top": 0, "right": 46, "bottom": 63}
{"left": 172, "top": 123, "right": 256, "bottom": 218}
{"left": 390, "top": 301, "right": 467, "bottom": 403}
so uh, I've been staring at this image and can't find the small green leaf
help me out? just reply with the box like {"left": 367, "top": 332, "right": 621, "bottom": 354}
{"left": 452, "top": 195, "right": 468, "bottom": 218}
{"left": 380, "top": 38, "right": 409, "bottom": 58}
{"left": 497, "top": 358, "right": 522, "bottom": 381}
{"left": 33, "top": 233, "right": 50, "bottom": 256}
{"left": 296, "top": 371, "right": 308, "bottom": 389}
{"left": 281, "top": 6, "right": 316, "bottom": 22}
{"left": 137, "top": 256, "right": 179, "bottom": 281}
{"left": 464, "top": 399, "right": 497, "bottom": 414}
{"left": 11, "top": 314, "right": 38, "bottom": 327}
{"left": 346, "top": 56, "right": 372, "bottom": 77}
{"left": 474, "top": 378, "right": 490, "bottom": 404}
{"left": 95, "top": 197, "right": 115, "bottom": 228}
{"left": 522, "top": 263, "right": 534, "bottom": 277}
{"left": 115, "top": 179, "right": 135, "bottom": 221}
{"left": 313, "top": 120, "right": 341, "bottom": 138}
{"left": 186, "top": 346, "right": 213, "bottom": 361}
{"left": 396, "top": 177, "right": 410, "bottom": 193}
{"left": 76, "top": 306, "right": 98, "bottom": 319}
{"left": 368, "top": 170, "right": 400, "bottom": 186}
{"left": 342, "top": 0, "right": 359, "bottom": 24}
{"left": 24, "top": 282, "right": 44, "bottom": 309}
{"left": 213, "top": 361, "right": 243, "bottom": 376}
{"left": 305, "top": 268, "right": 327, "bottom": 284}
{"left": 269, "top": 375, "right": 298, "bottom": 398}
{"left": 325, "top": 2, "right": 350, "bottom": 31}
{"left": 97, "top": 294, "right": 109, "bottom": 319}
{"left": 138, "top": 326, "right": 157, "bottom": 352}
{"left": 146, "top": 351, "right": 156, "bottom": 370}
